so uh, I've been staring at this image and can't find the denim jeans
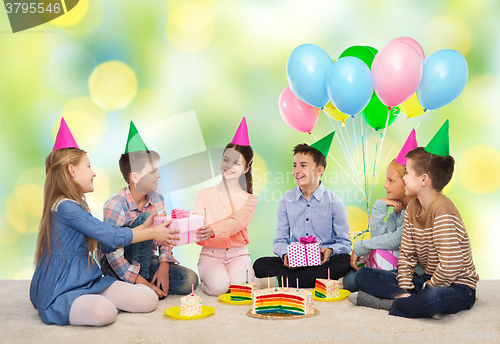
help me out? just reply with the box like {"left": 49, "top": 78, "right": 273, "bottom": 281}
{"left": 101, "top": 211, "right": 198, "bottom": 295}
{"left": 355, "top": 267, "right": 476, "bottom": 318}
{"left": 342, "top": 270, "right": 358, "bottom": 292}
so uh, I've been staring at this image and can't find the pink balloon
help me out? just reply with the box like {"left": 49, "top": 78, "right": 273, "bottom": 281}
{"left": 372, "top": 41, "right": 423, "bottom": 107}
{"left": 279, "top": 86, "right": 320, "bottom": 133}
{"left": 390, "top": 36, "right": 425, "bottom": 60}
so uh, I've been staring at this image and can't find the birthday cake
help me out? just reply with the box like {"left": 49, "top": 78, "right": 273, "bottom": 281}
{"left": 180, "top": 294, "right": 202, "bottom": 316}
{"left": 252, "top": 288, "right": 314, "bottom": 316}
{"left": 230, "top": 282, "right": 256, "bottom": 301}
{"left": 314, "top": 278, "right": 340, "bottom": 298}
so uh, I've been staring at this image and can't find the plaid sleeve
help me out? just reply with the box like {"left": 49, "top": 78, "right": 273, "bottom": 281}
{"left": 103, "top": 198, "right": 127, "bottom": 227}
{"left": 159, "top": 245, "right": 178, "bottom": 264}
{"left": 106, "top": 248, "right": 140, "bottom": 283}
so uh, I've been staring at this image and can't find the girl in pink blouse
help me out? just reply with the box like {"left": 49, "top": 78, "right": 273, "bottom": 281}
{"left": 194, "top": 118, "right": 258, "bottom": 295}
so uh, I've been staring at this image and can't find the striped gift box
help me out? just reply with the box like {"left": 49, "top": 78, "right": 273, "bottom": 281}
{"left": 364, "top": 249, "right": 399, "bottom": 270}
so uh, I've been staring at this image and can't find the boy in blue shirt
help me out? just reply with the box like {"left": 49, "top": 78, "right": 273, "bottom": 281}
{"left": 253, "top": 132, "right": 352, "bottom": 288}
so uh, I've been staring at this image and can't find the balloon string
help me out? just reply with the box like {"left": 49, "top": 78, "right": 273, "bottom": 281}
{"left": 360, "top": 117, "right": 369, "bottom": 218}
{"left": 368, "top": 108, "right": 391, "bottom": 206}
{"left": 368, "top": 132, "right": 380, "bottom": 207}
{"left": 352, "top": 116, "right": 361, "bottom": 181}
{"left": 324, "top": 110, "right": 363, "bottom": 188}
{"left": 344, "top": 118, "right": 362, "bottom": 179}
{"left": 329, "top": 116, "right": 365, "bottom": 190}
{"left": 364, "top": 116, "right": 369, "bottom": 200}
{"left": 374, "top": 116, "right": 408, "bottom": 184}
{"left": 326, "top": 112, "right": 358, "bottom": 182}
{"left": 414, "top": 110, "right": 427, "bottom": 131}
{"left": 310, "top": 132, "right": 367, "bottom": 199}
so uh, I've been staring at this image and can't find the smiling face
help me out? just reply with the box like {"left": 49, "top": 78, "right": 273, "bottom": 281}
{"left": 221, "top": 148, "right": 248, "bottom": 181}
{"left": 71, "top": 154, "right": 96, "bottom": 194}
{"left": 132, "top": 159, "right": 161, "bottom": 194}
{"left": 403, "top": 158, "right": 424, "bottom": 196}
{"left": 384, "top": 162, "right": 406, "bottom": 200}
{"left": 293, "top": 153, "right": 324, "bottom": 190}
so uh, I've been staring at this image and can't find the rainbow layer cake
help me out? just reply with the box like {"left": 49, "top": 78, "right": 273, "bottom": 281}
{"left": 314, "top": 278, "right": 340, "bottom": 298}
{"left": 180, "top": 294, "right": 202, "bottom": 316}
{"left": 252, "top": 288, "right": 314, "bottom": 316}
{"left": 230, "top": 282, "right": 256, "bottom": 301}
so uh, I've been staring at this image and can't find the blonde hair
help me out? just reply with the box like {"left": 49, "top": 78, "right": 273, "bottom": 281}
{"left": 389, "top": 159, "right": 406, "bottom": 178}
{"left": 35, "top": 148, "right": 97, "bottom": 266}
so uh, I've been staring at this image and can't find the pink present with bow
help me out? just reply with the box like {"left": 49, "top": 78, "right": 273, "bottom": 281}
{"left": 153, "top": 209, "right": 204, "bottom": 246}
{"left": 364, "top": 249, "right": 399, "bottom": 270}
{"left": 287, "top": 236, "right": 322, "bottom": 268}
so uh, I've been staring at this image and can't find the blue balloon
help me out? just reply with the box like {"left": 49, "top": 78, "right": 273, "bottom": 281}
{"left": 286, "top": 44, "right": 333, "bottom": 108}
{"left": 417, "top": 49, "right": 468, "bottom": 110}
{"left": 326, "top": 57, "right": 374, "bottom": 115}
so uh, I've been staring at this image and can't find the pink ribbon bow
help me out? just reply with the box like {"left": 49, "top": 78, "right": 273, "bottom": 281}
{"left": 171, "top": 208, "right": 190, "bottom": 219}
{"left": 299, "top": 235, "right": 317, "bottom": 244}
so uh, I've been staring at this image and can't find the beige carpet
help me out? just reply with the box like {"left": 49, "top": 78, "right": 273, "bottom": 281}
{"left": 1, "top": 279, "right": 499, "bottom": 344}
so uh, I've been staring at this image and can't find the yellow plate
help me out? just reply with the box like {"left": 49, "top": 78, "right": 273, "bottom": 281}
{"left": 310, "top": 289, "right": 350, "bottom": 301}
{"left": 163, "top": 305, "right": 215, "bottom": 320}
{"left": 218, "top": 293, "right": 252, "bottom": 305}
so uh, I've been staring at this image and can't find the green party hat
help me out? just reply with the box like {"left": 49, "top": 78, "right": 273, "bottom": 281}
{"left": 124, "top": 121, "right": 149, "bottom": 154}
{"left": 311, "top": 131, "right": 335, "bottom": 158}
{"left": 424, "top": 119, "right": 450, "bottom": 157}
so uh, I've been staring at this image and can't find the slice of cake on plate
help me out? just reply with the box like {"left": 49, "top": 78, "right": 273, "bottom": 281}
{"left": 180, "top": 294, "right": 202, "bottom": 316}
{"left": 314, "top": 278, "right": 340, "bottom": 298}
{"left": 230, "top": 282, "right": 256, "bottom": 301}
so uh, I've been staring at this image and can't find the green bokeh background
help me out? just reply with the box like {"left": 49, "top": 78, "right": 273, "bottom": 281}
{"left": 1, "top": 0, "right": 499, "bottom": 279}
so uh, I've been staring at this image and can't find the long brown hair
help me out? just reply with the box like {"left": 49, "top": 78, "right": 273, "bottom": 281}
{"left": 35, "top": 148, "right": 97, "bottom": 266}
{"left": 224, "top": 143, "right": 254, "bottom": 194}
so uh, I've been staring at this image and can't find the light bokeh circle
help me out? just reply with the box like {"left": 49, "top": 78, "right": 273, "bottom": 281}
{"left": 459, "top": 145, "right": 500, "bottom": 194}
{"left": 89, "top": 61, "right": 138, "bottom": 110}
{"left": 463, "top": 75, "right": 500, "bottom": 124}
{"left": 166, "top": 3, "right": 214, "bottom": 53}
{"left": 423, "top": 15, "right": 472, "bottom": 55}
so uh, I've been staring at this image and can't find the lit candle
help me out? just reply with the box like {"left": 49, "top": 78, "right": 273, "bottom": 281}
{"left": 287, "top": 276, "right": 289, "bottom": 288}
{"left": 267, "top": 276, "right": 270, "bottom": 289}
{"left": 281, "top": 275, "right": 284, "bottom": 289}
{"left": 296, "top": 277, "right": 299, "bottom": 291}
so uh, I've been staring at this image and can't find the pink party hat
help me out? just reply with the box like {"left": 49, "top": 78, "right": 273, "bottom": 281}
{"left": 53, "top": 117, "right": 79, "bottom": 151}
{"left": 230, "top": 117, "right": 250, "bottom": 146}
{"left": 395, "top": 129, "right": 417, "bottom": 165}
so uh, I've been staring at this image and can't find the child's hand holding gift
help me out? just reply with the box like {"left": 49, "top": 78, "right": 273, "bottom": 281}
{"left": 320, "top": 247, "right": 333, "bottom": 264}
{"left": 197, "top": 224, "right": 214, "bottom": 241}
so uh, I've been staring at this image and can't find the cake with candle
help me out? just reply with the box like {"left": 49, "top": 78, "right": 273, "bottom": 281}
{"left": 230, "top": 282, "right": 256, "bottom": 301}
{"left": 180, "top": 293, "right": 202, "bottom": 316}
{"left": 314, "top": 278, "right": 340, "bottom": 298}
{"left": 251, "top": 287, "right": 314, "bottom": 316}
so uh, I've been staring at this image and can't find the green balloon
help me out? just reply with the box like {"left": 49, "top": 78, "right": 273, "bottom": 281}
{"left": 364, "top": 46, "right": 379, "bottom": 56}
{"left": 338, "top": 45, "right": 376, "bottom": 69}
{"left": 362, "top": 92, "right": 399, "bottom": 131}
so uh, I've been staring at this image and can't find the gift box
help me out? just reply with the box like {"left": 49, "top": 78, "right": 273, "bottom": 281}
{"left": 287, "top": 236, "right": 321, "bottom": 268}
{"left": 364, "top": 249, "right": 399, "bottom": 270}
{"left": 153, "top": 209, "right": 204, "bottom": 245}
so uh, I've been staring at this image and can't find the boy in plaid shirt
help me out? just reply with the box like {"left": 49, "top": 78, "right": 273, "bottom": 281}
{"left": 100, "top": 121, "right": 198, "bottom": 298}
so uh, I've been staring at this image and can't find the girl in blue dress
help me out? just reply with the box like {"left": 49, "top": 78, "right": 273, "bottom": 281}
{"left": 30, "top": 119, "right": 178, "bottom": 326}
